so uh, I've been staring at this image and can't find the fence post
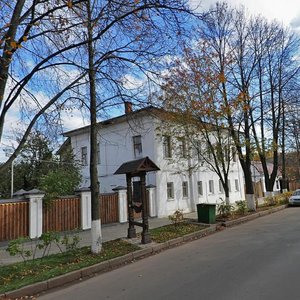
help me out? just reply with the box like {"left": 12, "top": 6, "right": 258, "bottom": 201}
{"left": 147, "top": 184, "right": 157, "bottom": 217}
{"left": 25, "top": 189, "right": 45, "bottom": 239}
{"left": 77, "top": 187, "right": 92, "bottom": 230}
{"left": 113, "top": 186, "right": 127, "bottom": 223}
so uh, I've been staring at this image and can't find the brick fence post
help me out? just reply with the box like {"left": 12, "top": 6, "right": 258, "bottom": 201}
{"left": 112, "top": 186, "right": 127, "bottom": 223}
{"left": 77, "top": 187, "right": 92, "bottom": 230}
{"left": 24, "top": 189, "right": 45, "bottom": 239}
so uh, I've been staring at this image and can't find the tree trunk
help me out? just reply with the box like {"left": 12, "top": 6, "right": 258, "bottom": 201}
{"left": 244, "top": 166, "right": 256, "bottom": 211}
{"left": 87, "top": 0, "right": 102, "bottom": 254}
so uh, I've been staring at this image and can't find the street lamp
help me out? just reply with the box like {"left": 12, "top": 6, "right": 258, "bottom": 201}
{"left": 3, "top": 148, "right": 14, "bottom": 198}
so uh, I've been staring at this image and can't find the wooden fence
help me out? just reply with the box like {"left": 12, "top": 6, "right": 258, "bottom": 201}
{"left": 0, "top": 192, "right": 120, "bottom": 242}
{"left": 0, "top": 201, "right": 29, "bottom": 242}
{"left": 100, "top": 193, "right": 119, "bottom": 224}
{"left": 43, "top": 197, "right": 81, "bottom": 233}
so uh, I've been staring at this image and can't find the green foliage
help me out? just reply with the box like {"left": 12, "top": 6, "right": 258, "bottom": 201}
{"left": 0, "top": 132, "right": 81, "bottom": 199}
{"left": 217, "top": 200, "right": 234, "bottom": 218}
{"left": 6, "top": 231, "right": 81, "bottom": 263}
{"left": 40, "top": 168, "right": 81, "bottom": 204}
{"left": 6, "top": 238, "right": 32, "bottom": 262}
{"left": 61, "top": 233, "right": 81, "bottom": 252}
{"left": 235, "top": 200, "right": 248, "bottom": 215}
{"left": 168, "top": 209, "right": 184, "bottom": 227}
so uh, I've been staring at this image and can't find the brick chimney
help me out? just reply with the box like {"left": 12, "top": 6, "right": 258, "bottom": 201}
{"left": 124, "top": 101, "right": 132, "bottom": 114}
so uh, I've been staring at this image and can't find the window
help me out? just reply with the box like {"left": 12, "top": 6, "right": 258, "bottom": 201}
{"left": 97, "top": 143, "right": 100, "bottom": 164}
{"left": 179, "top": 138, "right": 187, "bottom": 158}
{"left": 197, "top": 181, "right": 203, "bottom": 196}
{"left": 209, "top": 180, "right": 214, "bottom": 194}
{"left": 207, "top": 142, "right": 212, "bottom": 159}
{"left": 81, "top": 146, "right": 88, "bottom": 166}
{"left": 182, "top": 181, "right": 188, "bottom": 197}
{"left": 133, "top": 135, "right": 143, "bottom": 158}
{"left": 235, "top": 179, "right": 239, "bottom": 191}
{"left": 227, "top": 179, "right": 231, "bottom": 192}
{"left": 163, "top": 135, "right": 172, "bottom": 158}
{"left": 219, "top": 180, "right": 224, "bottom": 193}
{"left": 232, "top": 147, "right": 237, "bottom": 162}
{"left": 167, "top": 182, "right": 174, "bottom": 199}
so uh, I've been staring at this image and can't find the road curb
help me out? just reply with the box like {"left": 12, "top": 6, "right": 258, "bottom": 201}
{"left": 1, "top": 205, "right": 288, "bottom": 299}
{"left": 221, "top": 204, "right": 288, "bottom": 227}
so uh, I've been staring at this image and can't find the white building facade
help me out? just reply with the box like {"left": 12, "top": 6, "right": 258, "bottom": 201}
{"left": 64, "top": 106, "right": 245, "bottom": 217}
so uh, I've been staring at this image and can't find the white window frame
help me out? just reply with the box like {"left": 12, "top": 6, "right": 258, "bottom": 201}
{"left": 209, "top": 180, "right": 214, "bottom": 194}
{"left": 133, "top": 135, "right": 143, "bottom": 158}
{"left": 97, "top": 143, "right": 100, "bottom": 164}
{"left": 219, "top": 180, "right": 224, "bottom": 193}
{"left": 232, "top": 147, "right": 237, "bottom": 162}
{"left": 179, "top": 137, "right": 187, "bottom": 158}
{"left": 227, "top": 179, "right": 231, "bottom": 192}
{"left": 235, "top": 179, "right": 240, "bottom": 191}
{"left": 182, "top": 181, "right": 188, "bottom": 198}
{"left": 163, "top": 135, "right": 172, "bottom": 158}
{"left": 167, "top": 182, "right": 174, "bottom": 200}
{"left": 197, "top": 181, "right": 203, "bottom": 196}
{"left": 81, "top": 146, "right": 88, "bottom": 166}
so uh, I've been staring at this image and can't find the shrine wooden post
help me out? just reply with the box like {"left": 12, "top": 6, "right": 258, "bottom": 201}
{"left": 114, "top": 157, "right": 160, "bottom": 244}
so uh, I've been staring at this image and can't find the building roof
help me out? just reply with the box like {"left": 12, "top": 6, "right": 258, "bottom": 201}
{"left": 63, "top": 105, "right": 163, "bottom": 137}
{"left": 114, "top": 156, "right": 160, "bottom": 176}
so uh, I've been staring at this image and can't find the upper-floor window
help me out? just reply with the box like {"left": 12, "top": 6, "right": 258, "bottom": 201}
{"left": 81, "top": 146, "right": 88, "bottom": 166}
{"left": 179, "top": 137, "right": 187, "bottom": 158}
{"left": 97, "top": 143, "right": 100, "bottom": 164}
{"left": 133, "top": 135, "right": 142, "bottom": 158}
{"left": 163, "top": 135, "right": 172, "bottom": 158}
{"left": 232, "top": 147, "right": 237, "bottom": 162}
{"left": 235, "top": 179, "right": 240, "bottom": 191}
{"left": 182, "top": 181, "right": 188, "bottom": 197}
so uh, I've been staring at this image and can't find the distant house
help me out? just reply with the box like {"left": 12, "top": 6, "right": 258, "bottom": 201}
{"left": 61, "top": 104, "right": 245, "bottom": 217}
{"left": 251, "top": 161, "right": 281, "bottom": 197}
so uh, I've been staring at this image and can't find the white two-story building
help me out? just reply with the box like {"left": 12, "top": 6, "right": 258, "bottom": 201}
{"left": 63, "top": 104, "right": 245, "bottom": 217}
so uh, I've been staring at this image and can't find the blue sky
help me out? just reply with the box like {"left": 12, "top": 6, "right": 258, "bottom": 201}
{"left": 1, "top": 0, "right": 300, "bottom": 162}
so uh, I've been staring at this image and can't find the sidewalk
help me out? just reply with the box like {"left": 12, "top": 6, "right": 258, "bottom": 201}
{"left": 0, "top": 212, "right": 197, "bottom": 266}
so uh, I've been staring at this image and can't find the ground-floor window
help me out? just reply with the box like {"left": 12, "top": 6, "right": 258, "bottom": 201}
{"left": 182, "top": 181, "right": 188, "bottom": 197}
{"left": 167, "top": 182, "right": 174, "bottom": 199}
{"left": 197, "top": 181, "right": 203, "bottom": 196}
{"left": 209, "top": 180, "right": 214, "bottom": 194}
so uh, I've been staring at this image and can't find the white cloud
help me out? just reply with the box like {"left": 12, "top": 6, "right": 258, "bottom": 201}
{"left": 190, "top": 0, "right": 300, "bottom": 26}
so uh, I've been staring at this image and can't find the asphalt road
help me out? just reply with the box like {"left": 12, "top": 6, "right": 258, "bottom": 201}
{"left": 38, "top": 207, "right": 300, "bottom": 300}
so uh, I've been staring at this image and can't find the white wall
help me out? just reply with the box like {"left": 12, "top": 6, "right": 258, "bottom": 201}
{"left": 69, "top": 113, "right": 246, "bottom": 218}
{"left": 70, "top": 114, "right": 157, "bottom": 192}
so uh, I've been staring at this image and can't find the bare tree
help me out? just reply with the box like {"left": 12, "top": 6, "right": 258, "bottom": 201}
{"left": 160, "top": 45, "right": 236, "bottom": 205}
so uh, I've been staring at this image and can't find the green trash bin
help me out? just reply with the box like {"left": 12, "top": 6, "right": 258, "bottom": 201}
{"left": 197, "top": 203, "right": 216, "bottom": 224}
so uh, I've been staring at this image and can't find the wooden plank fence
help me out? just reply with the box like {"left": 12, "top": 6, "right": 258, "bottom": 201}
{"left": 0, "top": 201, "right": 29, "bottom": 242}
{"left": 100, "top": 193, "right": 119, "bottom": 224}
{"left": 0, "top": 192, "right": 120, "bottom": 241}
{"left": 43, "top": 197, "right": 81, "bottom": 233}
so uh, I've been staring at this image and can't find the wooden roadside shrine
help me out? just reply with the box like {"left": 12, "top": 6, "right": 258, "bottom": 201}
{"left": 114, "top": 157, "right": 160, "bottom": 244}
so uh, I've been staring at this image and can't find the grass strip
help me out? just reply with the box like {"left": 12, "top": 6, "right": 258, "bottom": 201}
{"left": 0, "top": 239, "right": 140, "bottom": 294}
{"left": 150, "top": 223, "right": 206, "bottom": 243}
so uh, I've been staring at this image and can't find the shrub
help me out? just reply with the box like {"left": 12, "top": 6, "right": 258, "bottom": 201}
{"left": 217, "top": 201, "right": 233, "bottom": 218}
{"left": 168, "top": 209, "right": 184, "bottom": 227}
{"left": 6, "top": 238, "right": 32, "bottom": 262}
{"left": 235, "top": 200, "right": 247, "bottom": 215}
